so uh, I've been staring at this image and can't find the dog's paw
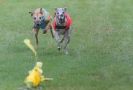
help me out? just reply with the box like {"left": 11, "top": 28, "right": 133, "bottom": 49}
{"left": 42, "top": 30, "right": 47, "bottom": 34}
{"left": 65, "top": 51, "right": 69, "bottom": 55}
{"left": 57, "top": 47, "right": 61, "bottom": 51}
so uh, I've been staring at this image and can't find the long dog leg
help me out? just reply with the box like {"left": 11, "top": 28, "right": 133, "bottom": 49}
{"left": 63, "top": 30, "right": 69, "bottom": 54}
{"left": 54, "top": 31, "right": 61, "bottom": 51}
{"left": 63, "top": 27, "right": 72, "bottom": 54}
{"left": 50, "top": 25, "right": 54, "bottom": 38}
{"left": 45, "top": 21, "right": 54, "bottom": 38}
{"left": 33, "top": 29, "right": 39, "bottom": 48}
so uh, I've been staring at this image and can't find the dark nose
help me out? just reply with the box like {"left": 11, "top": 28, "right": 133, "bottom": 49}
{"left": 61, "top": 14, "right": 63, "bottom": 17}
{"left": 36, "top": 23, "right": 40, "bottom": 26}
{"left": 36, "top": 24, "right": 39, "bottom": 26}
{"left": 35, "top": 21, "right": 40, "bottom": 26}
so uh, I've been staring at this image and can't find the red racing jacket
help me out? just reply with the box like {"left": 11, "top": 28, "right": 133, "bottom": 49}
{"left": 53, "top": 13, "right": 72, "bottom": 30}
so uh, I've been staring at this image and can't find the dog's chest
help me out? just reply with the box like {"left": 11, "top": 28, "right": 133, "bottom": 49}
{"left": 56, "top": 29, "right": 66, "bottom": 35}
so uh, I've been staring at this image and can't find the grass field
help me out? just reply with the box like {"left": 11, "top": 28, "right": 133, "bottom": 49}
{"left": 0, "top": 0, "right": 133, "bottom": 90}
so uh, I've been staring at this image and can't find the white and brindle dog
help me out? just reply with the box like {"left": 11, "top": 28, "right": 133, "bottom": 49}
{"left": 29, "top": 8, "right": 54, "bottom": 48}
{"left": 52, "top": 8, "right": 72, "bottom": 54}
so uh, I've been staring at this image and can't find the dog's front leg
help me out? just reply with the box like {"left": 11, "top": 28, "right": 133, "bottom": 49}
{"left": 50, "top": 24, "right": 54, "bottom": 38}
{"left": 63, "top": 30, "right": 70, "bottom": 55}
{"left": 54, "top": 31, "right": 61, "bottom": 51}
{"left": 33, "top": 29, "right": 39, "bottom": 48}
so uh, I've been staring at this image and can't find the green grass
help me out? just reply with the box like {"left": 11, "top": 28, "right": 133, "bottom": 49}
{"left": 0, "top": 0, "right": 133, "bottom": 90}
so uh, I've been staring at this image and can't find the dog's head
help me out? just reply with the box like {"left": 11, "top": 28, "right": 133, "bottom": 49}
{"left": 29, "top": 8, "right": 45, "bottom": 26}
{"left": 55, "top": 8, "right": 67, "bottom": 24}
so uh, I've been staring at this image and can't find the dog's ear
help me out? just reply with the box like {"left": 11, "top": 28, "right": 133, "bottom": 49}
{"left": 40, "top": 8, "right": 43, "bottom": 14}
{"left": 64, "top": 7, "right": 67, "bottom": 11}
{"left": 55, "top": 8, "right": 57, "bottom": 11}
{"left": 29, "top": 12, "right": 33, "bottom": 16}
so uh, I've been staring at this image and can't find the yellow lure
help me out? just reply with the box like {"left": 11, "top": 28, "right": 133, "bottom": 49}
{"left": 24, "top": 39, "right": 37, "bottom": 56}
{"left": 24, "top": 62, "right": 44, "bottom": 87}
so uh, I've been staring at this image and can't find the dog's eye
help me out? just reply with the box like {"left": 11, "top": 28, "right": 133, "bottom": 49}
{"left": 33, "top": 17, "right": 36, "bottom": 20}
{"left": 57, "top": 12, "right": 59, "bottom": 15}
{"left": 39, "top": 17, "right": 42, "bottom": 20}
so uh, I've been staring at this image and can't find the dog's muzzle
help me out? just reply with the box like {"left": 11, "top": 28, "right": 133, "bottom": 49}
{"left": 35, "top": 21, "right": 41, "bottom": 26}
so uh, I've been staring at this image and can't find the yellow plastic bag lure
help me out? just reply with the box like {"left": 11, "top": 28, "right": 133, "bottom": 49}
{"left": 24, "top": 39, "right": 37, "bottom": 56}
{"left": 24, "top": 62, "right": 44, "bottom": 87}
{"left": 24, "top": 62, "right": 53, "bottom": 88}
